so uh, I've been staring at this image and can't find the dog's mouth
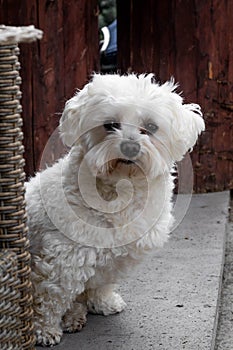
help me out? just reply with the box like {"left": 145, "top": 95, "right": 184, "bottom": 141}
{"left": 107, "top": 158, "right": 138, "bottom": 174}
{"left": 117, "top": 158, "right": 135, "bottom": 165}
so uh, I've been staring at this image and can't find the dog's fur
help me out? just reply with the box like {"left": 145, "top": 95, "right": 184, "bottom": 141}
{"left": 25, "top": 73, "right": 205, "bottom": 346}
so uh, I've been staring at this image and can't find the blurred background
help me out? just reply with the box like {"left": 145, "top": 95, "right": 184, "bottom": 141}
{"left": 0, "top": 0, "right": 232, "bottom": 193}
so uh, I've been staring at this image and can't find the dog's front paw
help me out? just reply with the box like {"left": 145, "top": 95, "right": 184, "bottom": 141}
{"left": 35, "top": 327, "right": 63, "bottom": 347}
{"left": 62, "top": 303, "right": 87, "bottom": 333}
{"left": 104, "top": 292, "right": 127, "bottom": 315}
{"left": 88, "top": 292, "right": 127, "bottom": 316}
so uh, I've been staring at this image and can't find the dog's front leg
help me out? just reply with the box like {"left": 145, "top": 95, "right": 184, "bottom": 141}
{"left": 62, "top": 297, "right": 87, "bottom": 333}
{"left": 32, "top": 273, "right": 78, "bottom": 347}
{"left": 86, "top": 284, "right": 127, "bottom": 316}
{"left": 33, "top": 294, "right": 64, "bottom": 346}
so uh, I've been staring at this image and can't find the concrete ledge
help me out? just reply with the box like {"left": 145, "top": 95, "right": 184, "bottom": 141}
{"left": 36, "top": 191, "right": 229, "bottom": 350}
{"left": 215, "top": 220, "right": 233, "bottom": 350}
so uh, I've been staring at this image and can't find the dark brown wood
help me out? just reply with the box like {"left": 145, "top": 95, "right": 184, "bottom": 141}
{"left": 117, "top": 0, "right": 233, "bottom": 192}
{"left": 0, "top": 0, "right": 99, "bottom": 176}
{"left": 116, "top": 0, "right": 131, "bottom": 73}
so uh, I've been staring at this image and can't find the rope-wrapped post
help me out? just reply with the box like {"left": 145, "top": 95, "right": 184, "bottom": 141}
{"left": 0, "top": 25, "right": 43, "bottom": 350}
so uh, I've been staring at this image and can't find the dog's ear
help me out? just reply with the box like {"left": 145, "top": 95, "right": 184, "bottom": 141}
{"left": 170, "top": 103, "right": 205, "bottom": 161}
{"left": 59, "top": 86, "right": 89, "bottom": 147}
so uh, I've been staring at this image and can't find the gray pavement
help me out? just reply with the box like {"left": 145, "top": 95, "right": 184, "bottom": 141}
{"left": 36, "top": 191, "right": 230, "bottom": 350}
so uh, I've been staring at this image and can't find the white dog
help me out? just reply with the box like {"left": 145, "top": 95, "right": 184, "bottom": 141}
{"left": 25, "top": 73, "right": 205, "bottom": 346}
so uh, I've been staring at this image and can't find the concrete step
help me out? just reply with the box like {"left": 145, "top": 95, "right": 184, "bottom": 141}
{"left": 36, "top": 191, "right": 230, "bottom": 350}
{"left": 214, "top": 218, "right": 233, "bottom": 350}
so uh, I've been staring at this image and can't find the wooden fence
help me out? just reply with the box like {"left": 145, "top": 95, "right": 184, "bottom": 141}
{"left": 118, "top": 0, "right": 233, "bottom": 192}
{"left": 1, "top": 0, "right": 232, "bottom": 192}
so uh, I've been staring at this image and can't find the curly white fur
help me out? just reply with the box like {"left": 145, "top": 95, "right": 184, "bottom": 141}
{"left": 25, "top": 73, "right": 205, "bottom": 346}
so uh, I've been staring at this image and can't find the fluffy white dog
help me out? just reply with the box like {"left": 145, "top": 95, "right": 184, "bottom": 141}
{"left": 25, "top": 73, "right": 205, "bottom": 346}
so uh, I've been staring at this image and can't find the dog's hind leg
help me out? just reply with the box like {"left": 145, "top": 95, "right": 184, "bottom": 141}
{"left": 86, "top": 284, "right": 127, "bottom": 316}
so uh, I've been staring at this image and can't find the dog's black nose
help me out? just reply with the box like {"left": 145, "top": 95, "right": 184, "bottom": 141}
{"left": 120, "top": 140, "right": 140, "bottom": 158}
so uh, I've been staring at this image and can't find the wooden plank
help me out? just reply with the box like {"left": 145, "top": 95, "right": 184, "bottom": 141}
{"left": 195, "top": 0, "right": 233, "bottom": 192}
{"left": 117, "top": 0, "right": 131, "bottom": 72}
{"left": 63, "top": 0, "right": 99, "bottom": 98}
{"left": 33, "top": 0, "right": 65, "bottom": 171}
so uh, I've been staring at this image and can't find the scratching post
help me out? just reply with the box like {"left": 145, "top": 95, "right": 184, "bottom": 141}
{"left": 0, "top": 25, "right": 42, "bottom": 350}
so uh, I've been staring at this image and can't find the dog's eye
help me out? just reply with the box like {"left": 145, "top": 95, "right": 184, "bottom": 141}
{"left": 103, "top": 121, "right": 121, "bottom": 132}
{"left": 140, "top": 122, "right": 158, "bottom": 135}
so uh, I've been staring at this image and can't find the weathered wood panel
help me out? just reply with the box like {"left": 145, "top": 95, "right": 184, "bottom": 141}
{"left": 118, "top": 0, "right": 233, "bottom": 192}
{"left": 0, "top": 0, "right": 99, "bottom": 176}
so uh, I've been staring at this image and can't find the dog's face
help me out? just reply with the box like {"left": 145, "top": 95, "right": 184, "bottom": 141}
{"left": 59, "top": 74, "right": 205, "bottom": 180}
